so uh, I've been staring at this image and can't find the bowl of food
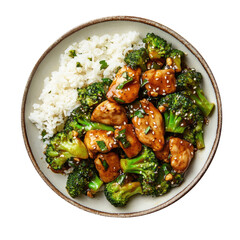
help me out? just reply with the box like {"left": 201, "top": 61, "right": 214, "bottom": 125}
{"left": 21, "top": 16, "right": 222, "bottom": 217}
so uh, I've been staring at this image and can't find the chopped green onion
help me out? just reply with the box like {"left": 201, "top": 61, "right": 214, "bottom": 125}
{"left": 144, "top": 126, "right": 151, "bottom": 134}
{"left": 141, "top": 79, "right": 149, "bottom": 87}
{"left": 102, "top": 160, "right": 109, "bottom": 171}
{"left": 115, "top": 129, "right": 130, "bottom": 148}
{"left": 100, "top": 60, "right": 108, "bottom": 70}
{"left": 96, "top": 141, "right": 108, "bottom": 151}
{"left": 88, "top": 57, "right": 92, "bottom": 61}
{"left": 113, "top": 97, "right": 125, "bottom": 103}
{"left": 116, "top": 79, "right": 133, "bottom": 89}
{"left": 134, "top": 108, "right": 146, "bottom": 118}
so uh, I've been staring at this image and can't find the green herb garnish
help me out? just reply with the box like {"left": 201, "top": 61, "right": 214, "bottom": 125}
{"left": 88, "top": 57, "right": 92, "bottom": 61}
{"left": 116, "top": 129, "right": 130, "bottom": 148}
{"left": 102, "top": 160, "right": 109, "bottom": 171}
{"left": 96, "top": 141, "right": 108, "bottom": 151}
{"left": 100, "top": 60, "right": 108, "bottom": 70}
{"left": 41, "top": 130, "right": 47, "bottom": 142}
{"left": 144, "top": 126, "right": 151, "bottom": 134}
{"left": 134, "top": 108, "right": 146, "bottom": 118}
{"left": 69, "top": 50, "right": 77, "bottom": 58}
{"left": 141, "top": 79, "right": 149, "bottom": 87}
{"left": 76, "top": 62, "right": 82, "bottom": 67}
{"left": 116, "top": 72, "right": 133, "bottom": 89}
{"left": 115, "top": 66, "right": 121, "bottom": 73}
{"left": 113, "top": 97, "right": 125, "bottom": 103}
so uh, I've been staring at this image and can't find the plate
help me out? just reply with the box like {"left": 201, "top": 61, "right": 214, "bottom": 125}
{"left": 21, "top": 16, "right": 222, "bottom": 217}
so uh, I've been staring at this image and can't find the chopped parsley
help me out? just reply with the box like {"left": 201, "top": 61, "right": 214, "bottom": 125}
{"left": 115, "top": 129, "right": 130, "bottom": 148}
{"left": 96, "top": 141, "right": 108, "bottom": 152}
{"left": 76, "top": 62, "right": 82, "bottom": 67}
{"left": 69, "top": 50, "right": 77, "bottom": 58}
{"left": 88, "top": 57, "right": 92, "bottom": 61}
{"left": 100, "top": 60, "right": 108, "bottom": 70}
{"left": 41, "top": 130, "right": 47, "bottom": 142}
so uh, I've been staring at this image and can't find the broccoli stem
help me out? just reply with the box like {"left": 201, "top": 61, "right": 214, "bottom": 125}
{"left": 77, "top": 119, "right": 114, "bottom": 132}
{"left": 189, "top": 88, "right": 214, "bottom": 117}
{"left": 195, "top": 131, "right": 205, "bottom": 149}
{"left": 88, "top": 175, "right": 103, "bottom": 193}
{"left": 164, "top": 111, "right": 186, "bottom": 133}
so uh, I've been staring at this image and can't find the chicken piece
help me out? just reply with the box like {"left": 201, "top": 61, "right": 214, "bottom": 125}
{"left": 106, "top": 65, "right": 141, "bottom": 104}
{"left": 94, "top": 152, "right": 121, "bottom": 183}
{"left": 84, "top": 130, "right": 118, "bottom": 158}
{"left": 132, "top": 99, "right": 165, "bottom": 151}
{"left": 91, "top": 100, "right": 128, "bottom": 126}
{"left": 154, "top": 141, "right": 170, "bottom": 162}
{"left": 169, "top": 137, "right": 195, "bottom": 173}
{"left": 114, "top": 124, "right": 142, "bottom": 158}
{"left": 142, "top": 68, "right": 176, "bottom": 97}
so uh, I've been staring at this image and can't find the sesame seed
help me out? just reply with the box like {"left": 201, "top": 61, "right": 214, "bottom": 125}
{"left": 152, "top": 131, "right": 155, "bottom": 135}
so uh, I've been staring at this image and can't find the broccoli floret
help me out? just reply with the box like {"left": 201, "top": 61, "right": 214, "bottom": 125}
{"left": 45, "top": 131, "right": 88, "bottom": 170}
{"left": 104, "top": 174, "right": 142, "bottom": 207}
{"left": 66, "top": 160, "right": 103, "bottom": 198}
{"left": 77, "top": 80, "right": 111, "bottom": 111}
{"left": 153, "top": 163, "right": 184, "bottom": 196}
{"left": 124, "top": 48, "right": 149, "bottom": 71}
{"left": 120, "top": 145, "right": 158, "bottom": 195}
{"left": 143, "top": 33, "right": 171, "bottom": 60}
{"left": 64, "top": 106, "right": 114, "bottom": 137}
{"left": 167, "top": 49, "right": 185, "bottom": 72}
{"left": 177, "top": 69, "right": 214, "bottom": 116}
{"left": 158, "top": 93, "right": 205, "bottom": 149}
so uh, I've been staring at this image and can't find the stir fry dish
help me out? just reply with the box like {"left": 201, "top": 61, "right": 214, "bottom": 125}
{"left": 44, "top": 33, "right": 214, "bottom": 207}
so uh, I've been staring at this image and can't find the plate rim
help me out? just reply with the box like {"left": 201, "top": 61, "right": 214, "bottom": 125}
{"left": 21, "top": 16, "right": 222, "bottom": 218}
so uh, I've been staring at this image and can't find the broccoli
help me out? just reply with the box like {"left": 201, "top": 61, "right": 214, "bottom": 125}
{"left": 104, "top": 174, "right": 142, "bottom": 207}
{"left": 124, "top": 48, "right": 149, "bottom": 71}
{"left": 158, "top": 93, "right": 205, "bottom": 149}
{"left": 45, "top": 131, "right": 88, "bottom": 170}
{"left": 120, "top": 145, "right": 158, "bottom": 195}
{"left": 66, "top": 160, "right": 103, "bottom": 198}
{"left": 143, "top": 33, "right": 172, "bottom": 60}
{"left": 167, "top": 49, "right": 185, "bottom": 72}
{"left": 177, "top": 69, "right": 214, "bottom": 116}
{"left": 153, "top": 163, "right": 184, "bottom": 196}
{"left": 77, "top": 79, "right": 111, "bottom": 111}
{"left": 64, "top": 106, "right": 114, "bottom": 137}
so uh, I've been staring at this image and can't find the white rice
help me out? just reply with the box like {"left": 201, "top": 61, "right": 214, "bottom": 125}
{"left": 29, "top": 31, "right": 144, "bottom": 139}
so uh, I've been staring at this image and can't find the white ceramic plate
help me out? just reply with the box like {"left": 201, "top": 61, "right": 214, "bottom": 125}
{"left": 21, "top": 16, "right": 222, "bottom": 217}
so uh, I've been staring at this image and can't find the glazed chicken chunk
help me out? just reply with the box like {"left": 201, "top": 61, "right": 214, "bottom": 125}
{"left": 94, "top": 152, "right": 121, "bottom": 183}
{"left": 106, "top": 65, "right": 141, "bottom": 104}
{"left": 142, "top": 68, "right": 176, "bottom": 97}
{"left": 114, "top": 124, "right": 142, "bottom": 158}
{"left": 169, "top": 137, "right": 195, "bottom": 173}
{"left": 84, "top": 130, "right": 118, "bottom": 158}
{"left": 132, "top": 99, "right": 165, "bottom": 151}
{"left": 91, "top": 100, "right": 128, "bottom": 126}
{"left": 154, "top": 141, "right": 170, "bottom": 162}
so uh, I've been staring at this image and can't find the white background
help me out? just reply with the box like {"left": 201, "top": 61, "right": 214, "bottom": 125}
{"left": 1, "top": 0, "right": 239, "bottom": 239}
